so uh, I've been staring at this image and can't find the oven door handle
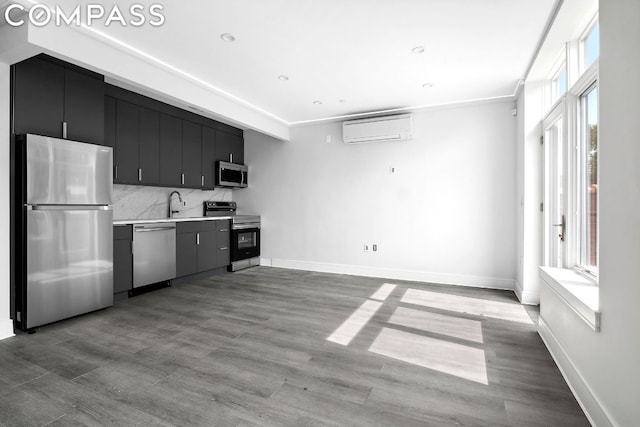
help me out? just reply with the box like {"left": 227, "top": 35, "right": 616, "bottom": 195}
{"left": 232, "top": 224, "right": 260, "bottom": 230}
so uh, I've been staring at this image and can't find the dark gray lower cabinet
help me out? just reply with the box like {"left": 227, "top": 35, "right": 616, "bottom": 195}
{"left": 176, "top": 220, "right": 230, "bottom": 277}
{"left": 113, "top": 225, "right": 133, "bottom": 294}
{"left": 176, "top": 231, "right": 198, "bottom": 277}
{"left": 216, "top": 221, "right": 231, "bottom": 267}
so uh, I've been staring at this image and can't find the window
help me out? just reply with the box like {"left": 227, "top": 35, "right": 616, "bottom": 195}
{"left": 582, "top": 22, "right": 600, "bottom": 70}
{"left": 542, "top": 17, "right": 599, "bottom": 281}
{"left": 551, "top": 64, "right": 567, "bottom": 102}
{"left": 578, "top": 84, "right": 598, "bottom": 274}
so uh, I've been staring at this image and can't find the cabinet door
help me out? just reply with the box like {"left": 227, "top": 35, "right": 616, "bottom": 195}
{"left": 176, "top": 232, "right": 198, "bottom": 277}
{"left": 13, "top": 57, "right": 64, "bottom": 138}
{"left": 201, "top": 126, "right": 216, "bottom": 189}
{"left": 139, "top": 107, "right": 160, "bottom": 185}
{"left": 104, "top": 96, "right": 116, "bottom": 148}
{"left": 216, "top": 220, "right": 231, "bottom": 268}
{"left": 159, "top": 114, "right": 182, "bottom": 186}
{"left": 215, "top": 129, "right": 244, "bottom": 164}
{"left": 115, "top": 100, "right": 139, "bottom": 184}
{"left": 113, "top": 238, "right": 132, "bottom": 294}
{"left": 182, "top": 120, "right": 202, "bottom": 188}
{"left": 197, "top": 230, "right": 217, "bottom": 272}
{"left": 64, "top": 68, "right": 104, "bottom": 145}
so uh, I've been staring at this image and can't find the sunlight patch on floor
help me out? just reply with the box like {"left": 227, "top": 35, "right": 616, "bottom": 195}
{"left": 369, "top": 327, "right": 488, "bottom": 384}
{"left": 401, "top": 289, "right": 534, "bottom": 325}
{"left": 370, "top": 283, "right": 397, "bottom": 301}
{"left": 327, "top": 300, "right": 383, "bottom": 346}
{"left": 388, "top": 306, "right": 484, "bottom": 343}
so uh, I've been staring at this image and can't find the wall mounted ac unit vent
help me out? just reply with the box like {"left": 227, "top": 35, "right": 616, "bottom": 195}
{"left": 342, "top": 113, "right": 413, "bottom": 144}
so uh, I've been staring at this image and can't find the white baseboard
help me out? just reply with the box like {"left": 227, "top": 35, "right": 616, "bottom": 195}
{"left": 266, "top": 258, "right": 515, "bottom": 291}
{"left": 538, "top": 317, "right": 614, "bottom": 427}
{"left": 0, "top": 317, "right": 14, "bottom": 341}
{"left": 514, "top": 280, "right": 540, "bottom": 305}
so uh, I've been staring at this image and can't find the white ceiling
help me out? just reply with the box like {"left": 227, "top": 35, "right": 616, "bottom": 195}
{"left": 10, "top": 0, "right": 559, "bottom": 125}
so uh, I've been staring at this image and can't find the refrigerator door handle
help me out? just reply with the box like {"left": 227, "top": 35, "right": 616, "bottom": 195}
{"left": 30, "top": 205, "right": 112, "bottom": 211}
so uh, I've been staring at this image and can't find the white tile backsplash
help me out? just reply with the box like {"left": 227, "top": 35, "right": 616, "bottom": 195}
{"left": 113, "top": 184, "right": 232, "bottom": 220}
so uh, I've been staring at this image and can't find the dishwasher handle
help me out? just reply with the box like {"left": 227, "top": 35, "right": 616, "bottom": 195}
{"left": 134, "top": 225, "right": 176, "bottom": 232}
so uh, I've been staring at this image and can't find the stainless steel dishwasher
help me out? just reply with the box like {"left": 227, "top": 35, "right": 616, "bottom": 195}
{"left": 133, "top": 223, "right": 176, "bottom": 288}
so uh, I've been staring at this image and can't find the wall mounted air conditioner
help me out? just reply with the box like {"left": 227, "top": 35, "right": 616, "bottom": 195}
{"left": 342, "top": 113, "right": 413, "bottom": 144}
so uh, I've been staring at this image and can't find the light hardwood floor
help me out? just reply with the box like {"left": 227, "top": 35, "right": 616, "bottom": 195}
{"left": 0, "top": 267, "right": 589, "bottom": 426}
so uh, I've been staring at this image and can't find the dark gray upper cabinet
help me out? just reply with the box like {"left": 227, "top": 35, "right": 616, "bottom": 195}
{"left": 64, "top": 68, "right": 104, "bottom": 145}
{"left": 182, "top": 120, "right": 202, "bottom": 188}
{"left": 13, "top": 57, "right": 64, "bottom": 138}
{"left": 104, "top": 96, "right": 116, "bottom": 148}
{"left": 159, "top": 114, "right": 183, "bottom": 186}
{"left": 139, "top": 107, "right": 160, "bottom": 185}
{"left": 105, "top": 82, "right": 243, "bottom": 189}
{"left": 215, "top": 129, "right": 244, "bottom": 165}
{"left": 201, "top": 126, "right": 216, "bottom": 189}
{"left": 12, "top": 56, "right": 104, "bottom": 145}
{"left": 115, "top": 100, "right": 140, "bottom": 184}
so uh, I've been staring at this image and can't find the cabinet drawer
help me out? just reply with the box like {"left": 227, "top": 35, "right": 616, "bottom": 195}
{"left": 114, "top": 225, "right": 132, "bottom": 240}
{"left": 215, "top": 220, "right": 231, "bottom": 233}
{"left": 177, "top": 220, "right": 217, "bottom": 234}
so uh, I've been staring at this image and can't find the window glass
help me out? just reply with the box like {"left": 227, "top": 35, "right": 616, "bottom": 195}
{"left": 581, "top": 85, "right": 598, "bottom": 272}
{"left": 551, "top": 65, "right": 567, "bottom": 102}
{"left": 584, "top": 23, "right": 600, "bottom": 69}
{"left": 558, "top": 66, "right": 567, "bottom": 96}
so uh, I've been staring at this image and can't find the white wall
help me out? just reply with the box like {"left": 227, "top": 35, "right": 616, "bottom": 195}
{"left": 538, "top": 1, "right": 640, "bottom": 425}
{"left": 0, "top": 62, "right": 13, "bottom": 339}
{"left": 516, "top": 80, "right": 544, "bottom": 305}
{"left": 515, "top": 90, "right": 525, "bottom": 297}
{"left": 236, "top": 101, "right": 517, "bottom": 288}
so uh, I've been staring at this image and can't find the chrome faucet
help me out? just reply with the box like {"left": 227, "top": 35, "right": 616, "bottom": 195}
{"left": 168, "top": 191, "right": 183, "bottom": 218}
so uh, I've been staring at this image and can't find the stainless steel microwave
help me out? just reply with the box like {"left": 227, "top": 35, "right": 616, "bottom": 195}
{"left": 216, "top": 161, "right": 248, "bottom": 188}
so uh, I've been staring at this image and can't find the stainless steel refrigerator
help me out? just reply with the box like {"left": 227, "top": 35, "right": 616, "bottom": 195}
{"left": 16, "top": 134, "right": 113, "bottom": 331}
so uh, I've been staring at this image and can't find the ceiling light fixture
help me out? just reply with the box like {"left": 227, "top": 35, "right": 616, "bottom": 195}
{"left": 220, "top": 33, "right": 236, "bottom": 42}
{"left": 313, "top": 100, "right": 323, "bottom": 105}
{"left": 339, "top": 99, "right": 346, "bottom": 103}
{"left": 412, "top": 46, "right": 425, "bottom": 54}
{"left": 422, "top": 83, "right": 434, "bottom": 88}
{"left": 278, "top": 75, "right": 289, "bottom": 81}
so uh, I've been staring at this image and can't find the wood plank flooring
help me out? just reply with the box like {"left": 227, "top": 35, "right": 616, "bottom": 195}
{"left": 0, "top": 267, "right": 589, "bottom": 426}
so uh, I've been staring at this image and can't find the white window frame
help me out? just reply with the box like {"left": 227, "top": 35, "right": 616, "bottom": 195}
{"left": 568, "top": 60, "right": 599, "bottom": 281}
{"left": 542, "top": 16, "right": 599, "bottom": 283}
{"left": 545, "top": 49, "right": 567, "bottom": 110}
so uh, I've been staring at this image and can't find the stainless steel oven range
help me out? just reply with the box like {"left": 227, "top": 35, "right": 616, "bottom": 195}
{"left": 230, "top": 215, "right": 261, "bottom": 271}
{"left": 203, "top": 201, "right": 260, "bottom": 271}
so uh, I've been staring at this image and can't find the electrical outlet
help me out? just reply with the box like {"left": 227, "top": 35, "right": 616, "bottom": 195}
{"left": 372, "top": 244, "right": 377, "bottom": 252}
{"left": 364, "top": 244, "right": 369, "bottom": 252}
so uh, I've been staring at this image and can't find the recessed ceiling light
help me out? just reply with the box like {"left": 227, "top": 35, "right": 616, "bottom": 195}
{"left": 278, "top": 75, "right": 289, "bottom": 81}
{"left": 412, "top": 46, "right": 425, "bottom": 54}
{"left": 220, "top": 33, "right": 236, "bottom": 42}
{"left": 313, "top": 100, "right": 323, "bottom": 105}
{"left": 422, "top": 83, "right": 434, "bottom": 88}
{"left": 339, "top": 99, "right": 346, "bottom": 103}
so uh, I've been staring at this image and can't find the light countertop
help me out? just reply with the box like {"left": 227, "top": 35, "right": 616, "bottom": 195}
{"left": 114, "top": 216, "right": 233, "bottom": 226}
